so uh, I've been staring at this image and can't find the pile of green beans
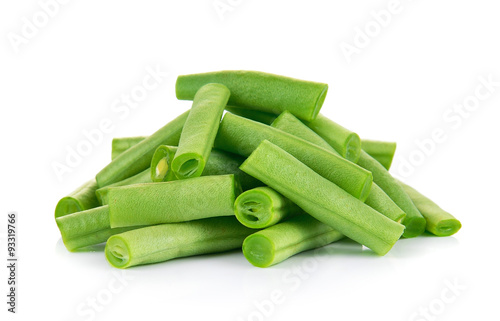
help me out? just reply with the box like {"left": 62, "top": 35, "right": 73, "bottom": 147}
{"left": 54, "top": 70, "right": 461, "bottom": 269}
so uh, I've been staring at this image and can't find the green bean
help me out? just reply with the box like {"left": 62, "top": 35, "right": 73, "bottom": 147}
{"left": 55, "top": 179, "right": 100, "bottom": 218}
{"left": 111, "top": 136, "right": 147, "bottom": 160}
{"left": 176, "top": 70, "right": 328, "bottom": 122}
{"left": 234, "top": 187, "right": 302, "bottom": 229}
{"left": 105, "top": 217, "right": 254, "bottom": 269}
{"left": 357, "top": 151, "right": 426, "bottom": 238}
{"left": 56, "top": 206, "right": 135, "bottom": 251}
{"left": 240, "top": 140, "right": 404, "bottom": 255}
{"left": 365, "top": 184, "right": 406, "bottom": 223}
{"left": 271, "top": 111, "right": 334, "bottom": 151}
{"left": 95, "top": 110, "right": 188, "bottom": 187}
{"left": 150, "top": 145, "right": 177, "bottom": 182}
{"left": 243, "top": 215, "right": 344, "bottom": 267}
{"left": 270, "top": 111, "right": 405, "bottom": 223}
{"left": 399, "top": 181, "right": 461, "bottom": 236}
{"left": 201, "top": 149, "right": 262, "bottom": 191}
{"left": 151, "top": 145, "right": 262, "bottom": 191}
{"left": 172, "top": 83, "right": 230, "bottom": 179}
{"left": 361, "top": 139, "right": 397, "bottom": 170}
{"left": 306, "top": 114, "right": 362, "bottom": 162}
{"left": 214, "top": 113, "right": 373, "bottom": 201}
{"left": 225, "top": 107, "right": 277, "bottom": 125}
{"left": 96, "top": 168, "right": 152, "bottom": 205}
{"left": 108, "top": 175, "right": 240, "bottom": 228}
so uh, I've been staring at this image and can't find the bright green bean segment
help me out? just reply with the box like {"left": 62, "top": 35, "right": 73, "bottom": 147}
{"left": 201, "top": 149, "right": 262, "bottom": 191}
{"left": 271, "top": 111, "right": 335, "bottom": 152}
{"left": 105, "top": 217, "right": 254, "bottom": 268}
{"left": 111, "top": 136, "right": 147, "bottom": 160}
{"left": 55, "top": 179, "right": 100, "bottom": 218}
{"left": 361, "top": 139, "right": 397, "bottom": 170}
{"left": 108, "top": 175, "right": 240, "bottom": 228}
{"left": 172, "top": 83, "right": 230, "bottom": 179}
{"left": 176, "top": 70, "right": 328, "bottom": 122}
{"left": 95, "top": 110, "right": 188, "bottom": 187}
{"left": 56, "top": 205, "right": 135, "bottom": 251}
{"left": 151, "top": 145, "right": 177, "bottom": 182}
{"left": 96, "top": 168, "right": 152, "bottom": 205}
{"left": 215, "top": 113, "right": 373, "bottom": 201}
{"left": 243, "top": 215, "right": 344, "bottom": 267}
{"left": 234, "top": 187, "right": 302, "bottom": 229}
{"left": 365, "top": 184, "right": 406, "bottom": 223}
{"left": 357, "top": 151, "right": 426, "bottom": 238}
{"left": 399, "top": 181, "right": 461, "bottom": 236}
{"left": 306, "top": 114, "right": 362, "bottom": 162}
{"left": 240, "top": 140, "right": 405, "bottom": 255}
{"left": 226, "top": 107, "right": 277, "bottom": 125}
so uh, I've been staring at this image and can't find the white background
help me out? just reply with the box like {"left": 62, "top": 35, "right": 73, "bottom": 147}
{"left": 1, "top": 1, "right": 499, "bottom": 320}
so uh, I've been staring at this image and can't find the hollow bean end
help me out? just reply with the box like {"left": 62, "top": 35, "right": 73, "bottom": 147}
{"left": 151, "top": 145, "right": 177, "bottom": 182}
{"left": 402, "top": 216, "right": 427, "bottom": 238}
{"left": 359, "top": 173, "right": 374, "bottom": 202}
{"left": 345, "top": 133, "right": 362, "bottom": 163}
{"left": 311, "top": 85, "right": 328, "bottom": 121}
{"left": 432, "top": 219, "right": 462, "bottom": 237}
{"left": 55, "top": 197, "right": 82, "bottom": 219}
{"left": 242, "top": 234, "right": 275, "bottom": 268}
{"left": 234, "top": 189, "right": 277, "bottom": 229}
{"left": 105, "top": 235, "right": 131, "bottom": 269}
{"left": 172, "top": 152, "right": 205, "bottom": 179}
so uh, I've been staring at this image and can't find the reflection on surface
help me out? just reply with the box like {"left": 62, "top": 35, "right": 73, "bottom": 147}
{"left": 53, "top": 229, "right": 463, "bottom": 309}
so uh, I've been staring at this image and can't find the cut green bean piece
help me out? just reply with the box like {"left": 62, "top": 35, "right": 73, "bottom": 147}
{"left": 176, "top": 70, "right": 328, "bottom": 122}
{"left": 151, "top": 145, "right": 262, "bottom": 191}
{"left": 365, "top": 184, "right": 406, "bottom": 223}
{"left": 55, "top": 179, "right": 100, "bottom": 218}
{"left": 234, "top": 187, "right": 302, "bottom": 229}
{"left": 172, "top": 83, "right": 230, "bottom": 179}
{"left": 399, "top": 181, "right": 461, "bottom": 236}
{"left": 105, "top": 217, "right": 254, "bottom": 269}
{"left": 225, "top": 107, "right": 277, "bottom": 125}
{"left": 214, "top": 113, "right": 372, "bottom": 201}
{"left": 111, "top": 136, "right": 147, "bottom": 160}
{"left": 96, "top": 168, "right": 152, "bottom": 205}
{"left": 240, "top": 140, "right": 405, "bottom": 255}
{"left": 151, "top": 145, "right": 177, "bottom": 182}
{"left": 271, "top": 111, "right": 335, "bottom": 152}
{"left": 96, "top": 110, "right": 188, "bottom": 187}
{"left": 56, "top": 206, "right": 136, "bottom": 251}
{"left": 108, "top": 175, "right": 240, "bottom": 228}
{"left": 361, "top": 139, "right": 397, "bottom": 170}
{"left": 202, "top": 149, "right": 262, "bottom": 191}
{"left": 243, "top": 215, "right": 344, "bottom": 267}
{"left": 306, "top": 114, "right": 362, "bottom": 162}
{"left": 270, "top": 111, "right": 405, "bottom": 223}
{"left": 357, "top": 151, "right": 426, "bottom": 238}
